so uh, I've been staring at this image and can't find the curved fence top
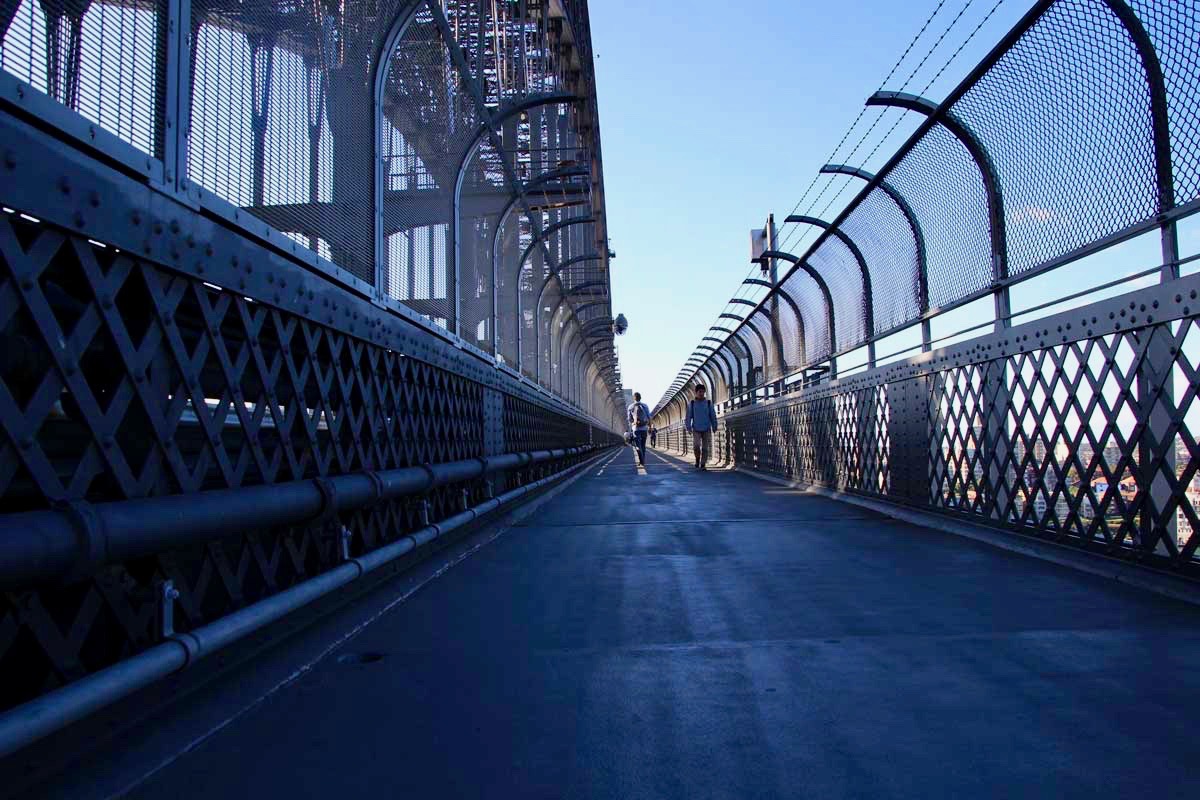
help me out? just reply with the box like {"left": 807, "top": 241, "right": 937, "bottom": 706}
{"left": 655, "top": 0, "right": 1200, "bottom": 419}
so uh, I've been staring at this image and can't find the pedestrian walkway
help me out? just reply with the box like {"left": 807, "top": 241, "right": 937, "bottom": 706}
{"left": 125, "top": 446, "right": 1200, "bottom": 799}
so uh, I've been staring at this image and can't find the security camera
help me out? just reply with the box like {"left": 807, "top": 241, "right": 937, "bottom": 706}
{"left": 613, "top": 314, "right": 628, "bottom": 335}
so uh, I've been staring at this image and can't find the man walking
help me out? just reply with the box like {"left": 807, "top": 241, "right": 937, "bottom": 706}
{"left": 627, "top": 392, "right": 651, "bottom": 466}
{"left": 685, "top": 383, "right": 718, "bottom": 470}
{"left": 649, "top": 425, "right": 658, "bottom": 448}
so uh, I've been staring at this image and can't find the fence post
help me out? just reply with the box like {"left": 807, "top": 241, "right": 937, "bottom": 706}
{"left": 162, "top": 0, "right": 192, "bottom": 194}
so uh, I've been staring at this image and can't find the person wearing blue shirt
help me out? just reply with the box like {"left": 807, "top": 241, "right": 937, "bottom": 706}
{"left": 685, "top": 383, "right": 719, "bottom": 470}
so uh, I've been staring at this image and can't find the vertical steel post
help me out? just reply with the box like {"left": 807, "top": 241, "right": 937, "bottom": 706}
{"left": 163, "top": 0, "right": 192, "bottom": 193}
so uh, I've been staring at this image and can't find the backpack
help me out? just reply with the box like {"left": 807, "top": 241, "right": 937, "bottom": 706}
{"left": 633, "top": 403, "right": 648, "bottom": 428}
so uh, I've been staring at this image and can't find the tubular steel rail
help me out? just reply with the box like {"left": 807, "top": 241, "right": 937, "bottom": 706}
{"left": 0, "top": 445, "right": 609, "bottom": 758}
{"left": 656, "top": 0, "right": 1200, "bottom": 578}
{"left": 0, "top": 0, "right": 623, "bottom": 733}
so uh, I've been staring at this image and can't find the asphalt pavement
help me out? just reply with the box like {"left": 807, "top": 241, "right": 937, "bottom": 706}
{"left": 123, "top": 446, "right": 1200, "bottom": 799}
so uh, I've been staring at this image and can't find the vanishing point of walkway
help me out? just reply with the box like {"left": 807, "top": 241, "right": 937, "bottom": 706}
{"left": 126, "top": 446, "right": 1200, "bottom": 799}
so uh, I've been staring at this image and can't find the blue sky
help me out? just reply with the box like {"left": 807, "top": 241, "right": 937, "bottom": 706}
{"left": 589, "top": 0, "right": 1200, "bottom": 408}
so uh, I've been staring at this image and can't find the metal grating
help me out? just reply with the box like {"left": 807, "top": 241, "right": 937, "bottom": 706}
{"left": 778, "top": 265, "right": 832, "bottom": 365}
{"left": 0, "top": 0, "right": 165, "bottom": 157}
{"left": 1131, "top": 0, "right": 1200, "bottom": 207}
{"left": 494, "top": 209, "right": 524, "bottom": 366}
{"left": 885, "top": 123, "right": 992, "bottom": 312}
{"left": 458, "top": 136, "right": 511, "bottom": 352}
{"left": 839, "top": 187, "right": 921, "bottom": 335}
{"left": 955, "top": 0, "right": 1158, "bottom": 276}
{"left": 381, "top": 3, "right": 481, "bottom": 322}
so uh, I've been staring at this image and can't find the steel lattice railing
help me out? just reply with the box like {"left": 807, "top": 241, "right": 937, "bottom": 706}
{"left": 659, "top": 271, "right": 1200, "bottom": 577}
{"left": 655, "top": 0, "right": 1200, "bottom": 581}
{"left": 0, "top": 0, "right": 623, "bottom": 720}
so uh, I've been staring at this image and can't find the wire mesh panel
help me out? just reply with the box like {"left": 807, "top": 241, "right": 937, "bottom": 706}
{"left": 518, "top": 235, "right": 545, "bottom": 377}
{"left": 777, "top": 268, "right": 832, "bottom": 365}
{"left": 0, "top": 0, "right": 165, "bottom": 156}
{"left": 885, "top": 123, "right": 992, "bottom": 312}
{"left": 734, "top": 324, "right": 767, "bottom": 389}
{"left": 458, "top": 137, "right": 511, "bottom": 352}
{"left": 444, "top": 0, "right": 563, "bottom": 108}
{"left": 189, "top": 1, "right": 383, "bottom": 281}
{"left": 720, "top": 335, "right": 752, "bottom": 396}
{"left": 494, "top": 209, "right": 525, "bottom": 366}
{"left": 519, "top": 103, "right": 583, "bottom": 183}
{"left": 839, "top": 188, "right": 921, "bottom": 335}
{"left": 746, "top": 307, "right": 780, "bottom": 383}
{"left": 538, "top": 283, "right": 565, "bottom": 387}
{"left": 764, "top": 291, "right": 803, "bottom": 379}
{"left": 1130, "top": 0, "right": 1200, "bottom": 208}
{"left": 381, "top": 2, "right": 481, "bottom": 323}
{"left": 806, "top": 235, "right": 867, "bottom": 353}
{"left": 955, "top": 0, "right": 1158, "bottom": 276}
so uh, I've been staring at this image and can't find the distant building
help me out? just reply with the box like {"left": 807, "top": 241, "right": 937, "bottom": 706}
{"left": 622, "top": 389, "right": 633, "bottom": 408}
